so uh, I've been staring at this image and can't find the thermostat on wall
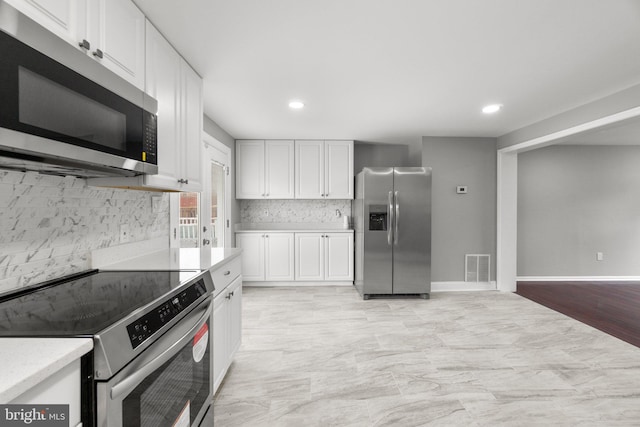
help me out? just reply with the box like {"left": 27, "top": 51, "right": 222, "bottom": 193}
{"left": 456, "top": 186, "right": 468, "bottom": 194}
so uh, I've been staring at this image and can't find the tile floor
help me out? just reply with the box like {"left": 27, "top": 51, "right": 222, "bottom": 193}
{"left": 214, "top": 286, "right": 640, "bottom": 426}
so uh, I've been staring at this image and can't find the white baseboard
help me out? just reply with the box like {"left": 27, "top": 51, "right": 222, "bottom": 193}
{"left": 243, "top": 281, "right": 353, "bottom": 287}
{"left": 517, "top": 276, "right": 640, "bottom": 282}
{"left": 431, "top": 281, "right": 497, "bottom": 292}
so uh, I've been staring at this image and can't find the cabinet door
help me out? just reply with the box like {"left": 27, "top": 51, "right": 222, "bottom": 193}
{"left": 295, "top": 140, "right": 324, "bottom": 199}
{"left": 295, "top": 233, "right": 324, "bottom": 281}
{"left": 236, "top": 140, "right": 265, "bottom": 199}
{"left": 180, "top": 61, "right": 203, "bottom": 191}
{"left": 213, "top": 292, "right": 228, "bottom": 393}
{"left": 265, "top": 140, "right": 294, "bottom": 198}
{"left": 325, "top": 233, "right": 354, "bottom": 281}
{"left": 228, "top": 276, "right": 243, "bottom": 358}
{"left": 143, "top": 22, "right": 182, "bottom": 190}
{"left": 90, "top": 0, "right": 145, "bottom": 90}
{"left": 265, "top": 233, "right": 294, "bottom": 281}
{"left": 4, "top": 0, "right": 87, "bottom": 47}
{"left": 325, "top": 140, "right": 354, "bottom": 199}
{"left": 236, "top": 233, "right": 265, "bottom": 281}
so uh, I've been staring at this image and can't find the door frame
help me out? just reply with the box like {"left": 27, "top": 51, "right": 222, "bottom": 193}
{"left": 202, "top": 132, "right": 232, "bottom": 248}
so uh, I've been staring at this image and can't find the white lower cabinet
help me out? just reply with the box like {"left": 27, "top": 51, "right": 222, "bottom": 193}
{"left": 238, "top": 231, "right": 353, "bottom": 283}
{"left": 295, "top": 232, "right": 354, "bottom": 281}
{"left": 213, "top": 268, "right": 242, "bottom": 394}
{"left": 236, "top": 232, "right": 294, "bottom": 281}
{"left": 11, "top": 359, "right": 82, "bottom": 427}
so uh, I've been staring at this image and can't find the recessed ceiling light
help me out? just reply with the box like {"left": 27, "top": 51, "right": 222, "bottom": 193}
{"left": 289, "top": 101, "right": 304, "bottom": 109}
{"left": 482, "top": 104, "right": 503, "bottom": 114}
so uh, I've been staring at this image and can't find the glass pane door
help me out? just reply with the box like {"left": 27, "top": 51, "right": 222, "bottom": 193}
{"left": 179, "top": 192, "right": 200, "bottom": 248}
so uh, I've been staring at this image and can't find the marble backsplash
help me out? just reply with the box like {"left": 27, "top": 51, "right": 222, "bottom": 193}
{"left": 0, "top": 170, "right": 169, "bottom": 293}
{"left": 240, "top": 199, "right": 352, "bottom": 224}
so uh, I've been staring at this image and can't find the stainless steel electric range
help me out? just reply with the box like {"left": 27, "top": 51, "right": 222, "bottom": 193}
{"left": 0, "top": 269, "right": 215, "bottom": 427}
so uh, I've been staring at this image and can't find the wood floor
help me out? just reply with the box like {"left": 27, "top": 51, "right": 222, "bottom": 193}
{"left": 517, "top": 281, "right": 640, "bottom": 349}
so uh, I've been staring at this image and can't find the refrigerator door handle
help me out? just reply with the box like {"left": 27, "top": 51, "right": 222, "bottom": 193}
{"left": 388, "top": 191, "right": 394, "bottom": 245}
{"left": 394, "top": 191, "right": 399, "bottom": 245}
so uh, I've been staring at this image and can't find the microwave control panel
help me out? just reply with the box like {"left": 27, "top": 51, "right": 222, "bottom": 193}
{"left": 142, "top": 111, "right": 158, "bottom": 165}
{"left": 127, "top": 279, "right": 207, "bottom": 348}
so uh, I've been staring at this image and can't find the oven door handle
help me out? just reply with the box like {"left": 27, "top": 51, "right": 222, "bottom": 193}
{"left": 110, "top": 298, "right": 212, "bottom": 400}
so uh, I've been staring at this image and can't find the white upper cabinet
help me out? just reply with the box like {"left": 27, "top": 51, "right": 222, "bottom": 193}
{"left": 295, "top": 140, "right": 353, "bottom": 199}
{"left": 88, "top": 0, "right": 145, "bottom": 90}
{"left": 7, "top": 0, "right": 145, "bottom": 90}
{"left": 236, "top": 140, "right": 294, "bottom": 199}
{"left": 324, "top": 140, "right": 354, "bottom": 199}
{"left": 180, "top": 60, "right": 203, "bottom": 190}
{"left": 89, "top": 21, "right": 203, "bottom": 191}
{"left": 295, "top": 140, "right": 324, "bottom": 199}
{"left": 4, "top": 0, "right": 87, "bottom": 47}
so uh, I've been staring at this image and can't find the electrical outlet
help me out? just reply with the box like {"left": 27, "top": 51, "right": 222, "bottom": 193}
{"left": 596, "top": 252, "right": 604, "bottom": 261}
{"left": 151, "top": 196, "right": 162, "bottom": 213}
{"left": 120, "top": 224, "right": 130, "bottom": 243}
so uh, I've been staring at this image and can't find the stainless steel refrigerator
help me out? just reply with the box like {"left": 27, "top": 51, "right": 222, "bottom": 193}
{"left": 353, "top": 167, "right": 431, "bottom": 299}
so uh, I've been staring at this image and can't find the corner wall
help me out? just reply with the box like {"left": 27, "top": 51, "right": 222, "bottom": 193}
{"left": 518, "top": 145, "right": 640, "bottom": 277}
{"left": 422, "top": 137, "right": 497, "bottom": 282}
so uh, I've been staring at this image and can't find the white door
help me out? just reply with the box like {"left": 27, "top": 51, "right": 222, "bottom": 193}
{"left": 145, "top": 22, "right": 182, "bottom": 190}
{"left": 4, "top": 0, "right": 87, "bottom": 47}
{"left": 295, "top": 140, "right": 324, "bottom": 198}
{"left": 325, "top": 233, "right": 354, "bottom": 281}
{"left": 265, "top": 140, "right": 294, "bottom": 198}
{"left": 325, "top": 140, "right": 354, "bottom": 199}
{"left": 295, "top": 233, "right": 324, "bottom": 281}
{"left": 90, "top": 0, "right": 145, "bottom": 90}
{"left": 265, "top": 233, "right": 294, "bottom": 281}
{"left": 236, "top": 140, "right": 265, "bottom": 198}
{"left": 201, "top": 134, "right": 231, "bottom": 249}
{"left": 227, "top": 277, "right": 243, "bottom": 357}
{"left": 236, "top": 233, "right": 265, "bottom": 281}
{"left": 181, "top": 61, "right": 203, "bottom": 190}
{"left": 212, "top": 292, "right": 229, "bottom": 392}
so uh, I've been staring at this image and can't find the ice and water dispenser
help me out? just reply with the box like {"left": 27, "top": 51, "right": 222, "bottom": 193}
{"left": 368, "top": 205, "right": 387, "bottom": 231}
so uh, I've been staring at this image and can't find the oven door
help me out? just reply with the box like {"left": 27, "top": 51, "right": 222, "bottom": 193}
{"left": 97, "top": 298, "right": 213, "bottom": 427}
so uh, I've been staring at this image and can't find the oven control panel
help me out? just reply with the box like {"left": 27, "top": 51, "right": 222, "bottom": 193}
{"left": 127, "top": 279, "right": 207, "bottom": 348}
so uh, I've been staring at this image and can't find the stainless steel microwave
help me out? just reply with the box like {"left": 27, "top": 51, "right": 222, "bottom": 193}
{"left": 0, "top": 2, "right": 158, "bottom": 178}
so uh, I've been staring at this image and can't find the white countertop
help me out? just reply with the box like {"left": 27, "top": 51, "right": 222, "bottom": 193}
{"left": 99, "top": 247, "right": 243, "bottom": 271}
{"left": 0, "top": 338, "right": 93, "bottom": 403}
{"left": 235, "top": 223, "right": 353, "bottom": 232}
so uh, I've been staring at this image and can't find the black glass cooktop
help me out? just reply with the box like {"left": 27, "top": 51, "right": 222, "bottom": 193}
{"left": 0, "top": 270, "right": 200, "bottom": 336}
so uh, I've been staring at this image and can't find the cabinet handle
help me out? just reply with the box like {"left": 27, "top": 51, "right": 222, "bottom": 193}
{"left": 79, "top": 39, "right": 90, "bottom": 50}
{"left": 177, "top": 178, "right": 189, "bottom": 184}
{"left": 230, "top": 291, "right": 235, "bottom": 297}
{"left": 93, "top": 49, "right": 103, "bottom": 59}
{"left": 225, "top": 293, "right": 231, "bottom": 299}
{"left": 265, "top": 235, "right": 269, "bottom": 238}
{"left": 224, "top": 271, "right": 231, "bottom": 276}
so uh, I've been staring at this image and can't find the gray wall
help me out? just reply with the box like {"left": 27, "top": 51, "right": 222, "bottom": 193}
{"left": 518, "top": 145, "right": 640, "bottom": 276}
{"left": 203, "top": 115, "right": 239, "bottom": 246}
{"left": 354, "top": 142, "right": 414, "bottom": 173}
{"left": 422, "top": 137, "right": 497, "bottom": 282}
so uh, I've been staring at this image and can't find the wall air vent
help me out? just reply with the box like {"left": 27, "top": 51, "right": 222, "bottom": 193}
{"left": 465, "top": 254, "right": 490, "bottom": 282}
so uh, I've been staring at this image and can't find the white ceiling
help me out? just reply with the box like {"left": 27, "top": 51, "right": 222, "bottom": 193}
{"left": 133, "top": 0, "right": 640, "bottom": 144}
